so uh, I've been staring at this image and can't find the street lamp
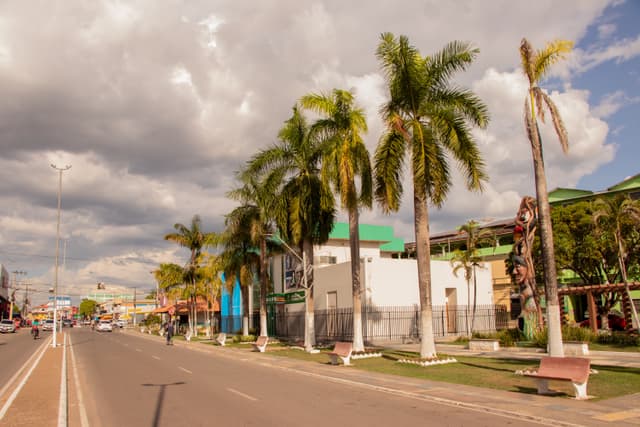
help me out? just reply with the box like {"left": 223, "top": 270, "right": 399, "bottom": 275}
{"left": 51, "top": 164, "right": 71, "bottom": 348}
{"left": 266, "top": 233, "right": 314, "bottom": 352}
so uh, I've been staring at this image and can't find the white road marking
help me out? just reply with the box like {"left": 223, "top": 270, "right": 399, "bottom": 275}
{"left": 152, "top": 355, "right": 161, "bottom": 360}
{"left": 58, "top": 333, "right": 67, "bottom": 427}
{"left": 69, "top": 333, "right": 90, "bottom": 427}
{"left": 178, "top": 367, "right": 192, "bottom": 374}
{"left": 227, "top": 388, "right": 258, "bottom": 401}
{"left": 136, "top": 349, "right": 142, "bottom": 352}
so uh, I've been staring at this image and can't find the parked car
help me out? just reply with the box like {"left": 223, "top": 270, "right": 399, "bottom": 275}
{"left": 115, "top": 319, "right": 128, "bottom": 328}
{"left": 579, "top": 313, "right": 627, "bottom": 331}
{"left": 42, "top": 319, "right": 55, "bottom": 331}
{"left": 62, "top": 319, "right": 73, "bottom": 328}
{"left": 0, "top": 319, "right": 16, "bottom": 333}
{"left": 96, "top": 321, "right": 113, "bottom": 332}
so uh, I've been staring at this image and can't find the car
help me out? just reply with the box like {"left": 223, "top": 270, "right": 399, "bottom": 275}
{"left": 62, "top": 319, "right": 73, "bottom": 328}
{"left": 115, "top": 319, "right": 128, "bottom": 328}
{"left": 96, "top": 321, "right": 113, "bottom": 332}
{"left": 42, "top": 319, "right": 55, "bottom": 331}
{"left": 0, "top": 319, "right": 16, "bottom": 333}
{"left": 579, "top": 313, "right": 627, "bottom": 331}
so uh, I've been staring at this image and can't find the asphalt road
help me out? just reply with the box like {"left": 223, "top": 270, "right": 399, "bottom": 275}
{"left": 0, "top": 326, "right": 45, "bottom": 389}
{"left": 68, "top": 328, "right": 545, "bottom": 427}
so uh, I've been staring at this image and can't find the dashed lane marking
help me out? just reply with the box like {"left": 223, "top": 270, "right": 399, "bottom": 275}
{"left": 152, "top": 355, "right": 161, "bottom": 360}
{"left": 227, "top": 388, "right": 257, "bottom": 402}
{"left": 178, "top": 367, "right": 192, "bottom": 374}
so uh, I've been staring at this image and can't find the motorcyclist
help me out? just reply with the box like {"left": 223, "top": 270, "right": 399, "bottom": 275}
{"left": 31, "top": 319, "right": 40, "bottom": 339}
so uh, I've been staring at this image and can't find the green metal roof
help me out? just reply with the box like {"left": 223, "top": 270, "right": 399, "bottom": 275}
{"left": 329, "top": 222, "right": 395, "bottom": 242}
{"left": 380, "top": 237, "right": 405, "bottom": 252}
{"left": 548, "top": 188, "right": 593, "bottom": 203}
{"left": 608, "top": 174, "right": 640, "bottom": 191}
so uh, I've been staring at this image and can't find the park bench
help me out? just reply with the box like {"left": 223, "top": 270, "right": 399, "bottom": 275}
{"left": 252, "top": 335, "right": 268, "bottom": 352}
{"left": 328, "top": 341, "right": 353, "bottom": 366}
{"left": 216, "top": 332, "right": 226, "bottom": 346}
{"left": 522, "top": 356, "right": 591, "bottom": 400}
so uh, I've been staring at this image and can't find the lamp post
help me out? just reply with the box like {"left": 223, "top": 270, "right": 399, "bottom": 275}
{"left": 51, "top": 164, "right": 71, "bottom": 348}
{"left": 266, "top": 234, "right": 312, "bottom": 351}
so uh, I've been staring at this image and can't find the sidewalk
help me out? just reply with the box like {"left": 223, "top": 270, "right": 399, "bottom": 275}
{"left": 0, "top": 333, "right": 65, "bottom": 427}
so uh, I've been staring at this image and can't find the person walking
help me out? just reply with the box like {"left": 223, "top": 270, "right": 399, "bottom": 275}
{"left": 165, "top": 319, "right": 174, "bottom": 345}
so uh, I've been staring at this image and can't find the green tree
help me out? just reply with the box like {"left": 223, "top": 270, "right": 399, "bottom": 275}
{"left": 450, "top": 220, "right": 491, "bottom": 335}
{"left": 164, "top": 215, "right": 217, "bottom": 338}
{"left": 227, "top": 170, "right": 280, "bottom": 337}
{"left": 375, "top": 33, "right": 489, "bottom": 358}
{"left": 520, "top": 37, "right": 573, "bottom": 356}
{"left": 593, "top": 194, "right": 640, "bottom": 331}
{"left": 79, "top": 299, "right": 97, "bottom": 319}
{"left": 246, "top": 105, "right": 336, "bottom": 350}
{"left": 300, "top": 89, "right": 372, "bottom": 352}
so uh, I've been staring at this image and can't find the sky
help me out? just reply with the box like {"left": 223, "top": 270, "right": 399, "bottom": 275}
{"left": 1, "top": 0, "right": 638, "bottom": 305}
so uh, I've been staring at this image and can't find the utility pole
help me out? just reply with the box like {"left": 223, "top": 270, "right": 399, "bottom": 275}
{"left": 133, "top": 287, "right": 137, "bottom": 327}
{"left": 51, "top": 164, "right": 71, "bottom": 348}
{"left": 11, "top": 270, "right": 26, "bottom": 322}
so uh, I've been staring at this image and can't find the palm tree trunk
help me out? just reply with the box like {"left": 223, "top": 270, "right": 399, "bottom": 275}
{"left": 471, "top": 265, "right": 477, "bottom": 333}
{"left": 465, "top": 278, "right": 471, "bottom": 336}
{"left": 349, "top": 207, "right": 364, "bottom": 352}
{"left": 414, "top": 187, "right": 437, "bottom": 358}
{"left": 303, "top": 239, "right": 315, "bottom": 351}
{"left": 617, "top": 231, "right": 640, "bottom": 331}
{"left": 259, "top": 237, "right": 269, "bottom": 337}
{"left": 530, "top": 122, "right": 564, "bottom": 357}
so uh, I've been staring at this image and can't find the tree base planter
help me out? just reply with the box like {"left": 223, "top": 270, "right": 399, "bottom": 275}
{"left": 351, "top": 351, "right": 383, "bottom": 360}
{"left": 468, "top": 339, "right": 500, "bottom": 351}
{"left": 397, "top": 357, "right": 457, "bottom": 367}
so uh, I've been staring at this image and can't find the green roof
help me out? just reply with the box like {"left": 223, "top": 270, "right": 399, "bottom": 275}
{"left": 608, "top": 174, "right": 640, "bottom": 191}
{"left": 329, "top": 223, "right": 395, "bottom": 242}
{"left": 380, "top": 237, "right": 405, "bottom": 252}
{"left": 548, "top": 188, "right": 593, "bottom": 203}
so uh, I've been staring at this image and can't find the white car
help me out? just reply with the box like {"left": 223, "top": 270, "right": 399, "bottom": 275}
{"left": 0, "top": 319, "right": 16, "bottom": 333}
{"left": 42, "top": 319, "right": 55, "bottom": 331}
{"left": 96, "top": 321, "right": 113, "bottom": 332}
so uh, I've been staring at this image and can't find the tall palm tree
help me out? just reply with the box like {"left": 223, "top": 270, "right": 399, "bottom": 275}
{"left": 593, "top": 194, "right": 640, "bottom": 331}
{"left": 227, "top": 170, "right": 280, "bottom": 337}
{"left": 449, "top": 220, "right": 491, "bottom": 335}
{"left": 164, "top": 215, "right": 217, "bottom": 338}
{"left": 520, "top": 37, "right": 573, "bottom": 357}
{"left": 246, "top": 105, "right": 336, "bottom": 350}
{"left": 300, "top": 89, "right": 372, "bottom": 352}
{"left": 375, "top": 33, "right": 489, "bottom": 358}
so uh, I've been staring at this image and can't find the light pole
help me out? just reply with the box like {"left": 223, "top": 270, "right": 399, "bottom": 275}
{"left": 266, "top": 234, "right": 313, "bottom": 351}
{"left": 51, "top": 164, "right": 71, "bottom": 348}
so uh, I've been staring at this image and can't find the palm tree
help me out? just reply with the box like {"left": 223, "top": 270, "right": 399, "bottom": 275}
{"left": 593, "top": 194, "right": 640, "bottom": 331}
{"left": 375, "top": 33, "right": 489, "bottom": 358}
{"left": 164, "top": 215, "right": 217, "bottom": 338}
{"left": 300, "top": 89, "right": 372, "bottom": 352}
{"left": 520, "top": 37, "right": 573, "bottom": 357}
{"left": 449, "top": 220, "right": 491, "bottom": 335}
{"left": 246, "top": 105, "right": 336, "bottom": 350}
{"left": 227, "top": 170, "right": 280, "bottom": 337}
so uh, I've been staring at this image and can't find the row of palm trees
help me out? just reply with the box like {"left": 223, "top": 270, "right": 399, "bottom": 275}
{"left": 154, "top": 34, "right": 574, "bottom": 358}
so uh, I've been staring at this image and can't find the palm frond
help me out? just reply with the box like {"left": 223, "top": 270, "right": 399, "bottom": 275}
{"left": 541, "top": 91, "right": 569, "bottom": 153}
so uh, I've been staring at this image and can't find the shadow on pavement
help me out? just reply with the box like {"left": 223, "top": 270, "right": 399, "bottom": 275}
{"left": 142, "top": 381, "right": 186, "bottom": 427}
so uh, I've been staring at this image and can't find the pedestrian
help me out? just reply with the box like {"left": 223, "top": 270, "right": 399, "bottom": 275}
{"left": 166, "top": 320, "right": 174, "bottom": 345}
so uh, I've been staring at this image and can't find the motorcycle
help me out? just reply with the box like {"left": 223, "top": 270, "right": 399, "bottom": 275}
{"left": 31, "top": 325, "right": 39, "bottom": 340}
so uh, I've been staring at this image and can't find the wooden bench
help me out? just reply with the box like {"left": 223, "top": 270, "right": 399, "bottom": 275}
{"left": 252, "top": 335, "right": 268, "bottom": 352}
{"left": 215, "top": 332, "right": 226, "bottom": 346}
{"left": 522, "top": 356, "right": 591, "bottom": 399}
{"left": 328, "top": 341, "right": 353, "bottom": 366}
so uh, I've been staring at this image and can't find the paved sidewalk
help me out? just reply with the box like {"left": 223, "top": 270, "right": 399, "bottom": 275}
{"left": 0, "top": 333, "right": 65, "bottom": 427}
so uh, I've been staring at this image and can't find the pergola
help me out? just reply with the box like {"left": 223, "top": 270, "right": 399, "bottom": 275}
{"left": 559, "top": 282, "right": 640, "bottom": 332}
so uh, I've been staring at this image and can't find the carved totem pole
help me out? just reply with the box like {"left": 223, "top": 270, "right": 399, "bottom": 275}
{"left": 512, "top": 196, "right": 543, "bottom": 338}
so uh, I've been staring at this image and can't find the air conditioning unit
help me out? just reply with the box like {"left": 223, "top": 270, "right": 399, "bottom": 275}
{"left": 315, "top": 255, "right": 337, "bottom": 265}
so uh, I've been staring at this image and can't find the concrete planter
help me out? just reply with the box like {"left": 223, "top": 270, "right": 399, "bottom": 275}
{"left": 563, "top": 341, "right": 589, "bottom": 356}
{"left": 468, "top": 339, "right": 500, "bottom": 351}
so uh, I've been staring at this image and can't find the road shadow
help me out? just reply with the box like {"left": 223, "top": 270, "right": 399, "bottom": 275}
{"left": 141, "top": 381, "right": 186, "bottom": 427}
